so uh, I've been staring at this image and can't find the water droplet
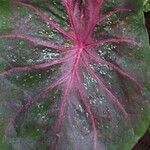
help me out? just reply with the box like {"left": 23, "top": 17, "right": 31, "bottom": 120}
{"left": 29, "top": 76, "right": 33, "bottom": 79}
{"left": 79, "top": 104, "right": 83, "bottom": 112}
{"left": 37, "top": 129, "right": 40, "bottom": 132}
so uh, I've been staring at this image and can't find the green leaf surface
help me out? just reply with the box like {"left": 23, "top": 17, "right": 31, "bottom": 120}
{"left": 144, "top": 0, "right": 150, "bottom": 12}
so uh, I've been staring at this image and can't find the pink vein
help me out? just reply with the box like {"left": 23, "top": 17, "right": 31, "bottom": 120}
{"left": 87, "top": 37, "right": 141, "bottom": 47}
{"left": 83, "top": 0, "right": 104, "bottom": 42}
{"left": 85, "top": 49, "right": 142, "bottom": 88}
{"left": 0, "top": 34, "right": 69, "bottom": 51}
{"left": 82, "top": 54, "right": 128, "bottom": 117}
{"left": 6, "top": 73, "right": 70, "bottom": 134}
{"left": 49, "top": 75, "right": 74, "bottom": 150}
{"left": 62, "top": 0, "right": 79, "bottom": 43}
{"left": 54, "top": 46, "right": 83, "bottom": 133}
{"left": 0, "top": 52, "right": 77, "bottom": 77}
{"left": 99, "top": 8, "right": 131, "bottom": 23}
{"left": 76, "top": 71, "right": 98, "bottom": 150}
{"left": 54, "top": 76, "right": 73, "bottom": 131}
{"left": 13, "top": 1, "right": 74, "bottom": 40}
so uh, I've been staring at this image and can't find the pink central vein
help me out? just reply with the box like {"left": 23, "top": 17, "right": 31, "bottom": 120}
{"left": 54, "top": 44, "right": 83, "bottom": 131}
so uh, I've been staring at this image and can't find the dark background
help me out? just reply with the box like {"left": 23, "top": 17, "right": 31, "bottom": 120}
{"left": 132, "top": 11, "right": 150, "bottom": 150}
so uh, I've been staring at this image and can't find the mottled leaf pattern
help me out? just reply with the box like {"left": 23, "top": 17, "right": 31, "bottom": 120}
{"left": 0, "top": 0, "right": 150, "bottom": 150}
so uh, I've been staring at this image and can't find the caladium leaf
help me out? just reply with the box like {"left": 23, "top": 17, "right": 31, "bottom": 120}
{"left": 0, "top": 0, "right": 150, "bottom": 150}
